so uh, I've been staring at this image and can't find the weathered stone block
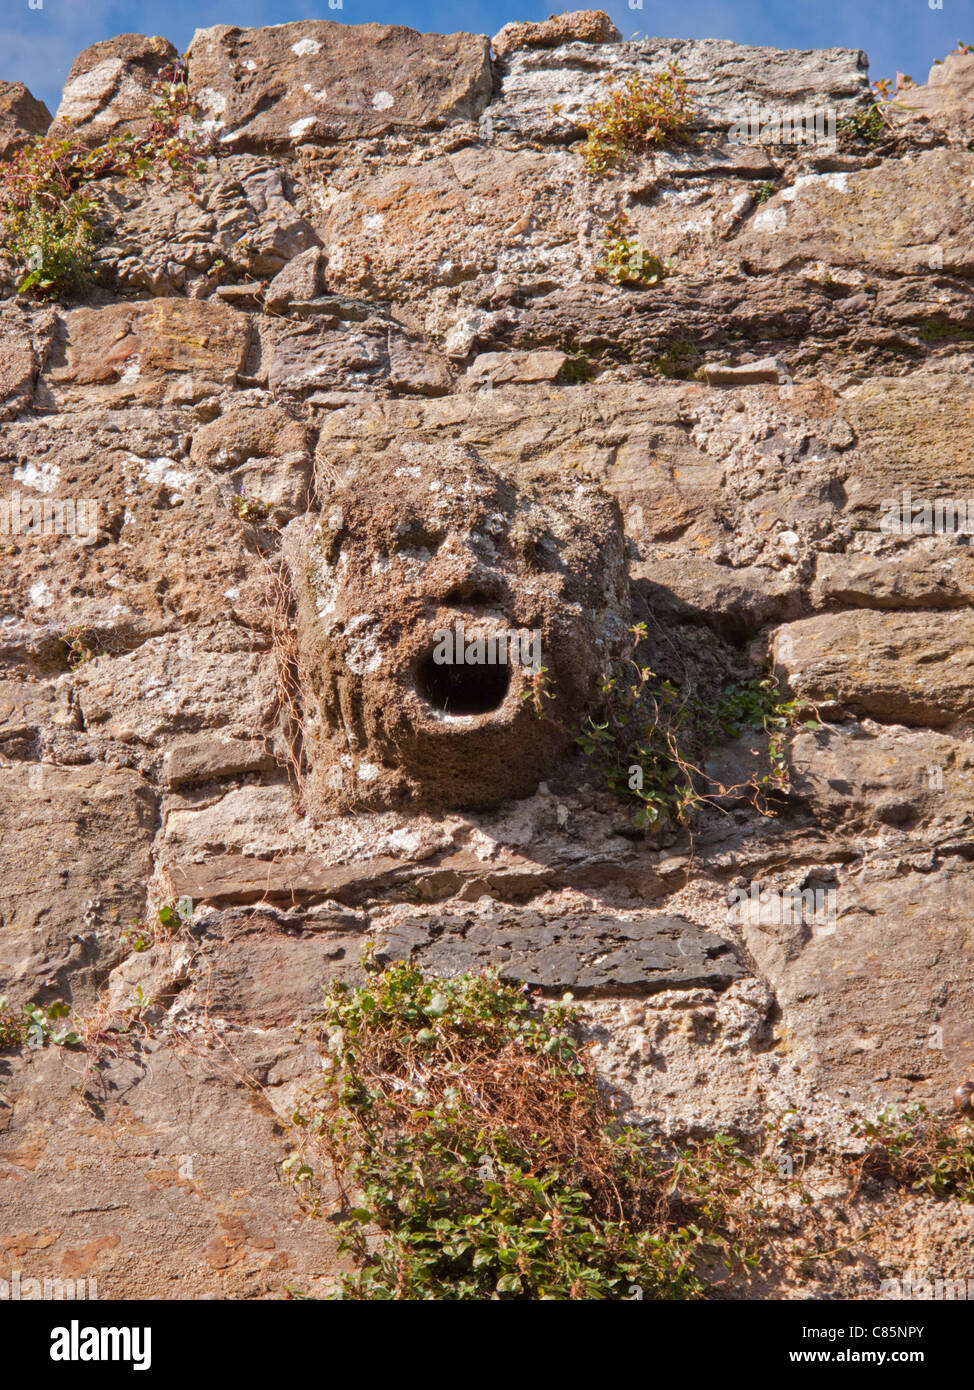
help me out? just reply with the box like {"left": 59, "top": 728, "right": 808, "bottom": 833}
{"left": 773, "top": 611, "right": 974, "bottom": 727}
{"left": 461, "top": 351, "right": 568, "bottom": 389}
{"left": 257, "top": 315, "right": 452, "bottom": 399}
{"left": 787, "top": 723, "right": 974, "bottom": 832}
{"left": 487, "top": 37, "right": 868, "bottom": 143}
{"left": 742, "top": 861, "right": 974, "bottom": 1100}
{"left": 735, "top": 151, "right": 974, "bottom": 276}
{"left": 264, "top": 246, "right": 327, "bottom": 313}
{"left": 0, "top": 80, "right": 51, "bottom": 157}
{"left": 704, "top": 357, "right": 784, "bottom": 385}
{"left": 45, "top": 298, "right": 251, "bottom": 410}
{"left": 314, "top": 146, "right": 582, "bottom": 302}
{"left": 838, "top": 375, "right": 974, "bottom": 525}
{"left": 0, "top": 680, "right": 55, "bottom": 754}
{"left": 49, "top": 33, "right": 179, "bottom": 143}
{"left": 0, "top": 416, "right": 275, "bottom": 663}
{"left": 0, "top": 303, "right": 42, "bottom": 420}
{"left": 813, "top": 548, "right": 974, "bottom": 612}
{"left": 162, "top": 734, "right": 276, "bottom": 789}
{"left": 70, "top": 634, "right": 275, "bottom": 746}
{"left": 0, "top": 764, "right": 155, "bottom": 1002}
{"left": 492, "top": 10, "right": 621, "bottom": 60}
{"left": 376, "top": 910, "right": 748, "bottom": 994}
{"left": 890, "top": 52, "right": 974, "bottom": 123}
{"left": 186, "top": 21, "right": 492, "bottom": 148}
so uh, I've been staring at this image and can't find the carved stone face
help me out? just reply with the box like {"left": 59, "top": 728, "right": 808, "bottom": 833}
{"left": 284, "top": 443, "right": 629, "bottom": 812}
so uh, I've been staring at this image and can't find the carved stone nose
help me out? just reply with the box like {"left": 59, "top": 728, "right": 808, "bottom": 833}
{"left": 429, "top": 546, "right": 502, "bottom": 607}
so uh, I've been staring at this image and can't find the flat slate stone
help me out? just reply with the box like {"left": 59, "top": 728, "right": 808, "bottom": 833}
{"left": 376, "top": 911, "right": 748, "bottom": 995}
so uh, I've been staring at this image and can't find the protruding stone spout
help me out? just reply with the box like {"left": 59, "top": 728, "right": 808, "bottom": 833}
{"left": 283, "top": 445, "right": 629, "bottom": 812}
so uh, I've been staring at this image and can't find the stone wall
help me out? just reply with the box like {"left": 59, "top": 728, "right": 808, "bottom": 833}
{"left": 0, "top": 13, "right": 972, "bottom": 1299}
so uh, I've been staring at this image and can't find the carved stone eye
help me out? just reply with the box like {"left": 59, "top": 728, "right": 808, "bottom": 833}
{"left": 391, "top": 517, "right": 446, "bottom": 552}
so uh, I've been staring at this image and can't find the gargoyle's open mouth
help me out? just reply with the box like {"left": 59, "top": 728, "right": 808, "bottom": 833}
{"left": 414, "top": 648, "right": 511, "bottom": 716}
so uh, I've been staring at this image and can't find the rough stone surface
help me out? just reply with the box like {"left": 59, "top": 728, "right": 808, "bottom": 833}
{"left": 742, "top": 859, "right": 974, "bottom": 1097}
{"left": 264, "top": 246, "right": 327, "bottom": 313}
{"left": 492, "top": 10, "right": 621, "bottom": 60}
{"left": 735, "top": 151, "right": 974, "bottom": 277}
{"left": 49, "top": 34, "right": 179, "bottom": 143}
{"left": 0, "top": 81, "right": 52, "bottom": 157}
{"left": 787, "top": 722, "right": 974, "bottom": 833}
{"left": 0, "top": 678, "right": 55, "bottom": 755}
{"left": 890, "top": 52, "right": 974, "bottom": 124}
{"left": 44, "top": 298, "right": 252, "bottom": 410}
{"left": 0, "top": 765, "right": 155, "bottom": 1006}
{"left": 377, "top": 910, "right": 748, "bottom": 994}
{"left": 0, "top": 1032, "right": 345, "bottom": 1298}
{"left": 487, "top": 37, "right": 870, "bottom": 144}
{"left": 773, "top": 611, "right": 974, "bottom": 727}
{"left": 0, "top": 303, "right": 44, "bottom": 421}
{"left": 185, "top": 21, "right": 493, "bottom": 148}
{"left": 704, "top": 357, "right": 783, "bottom": 385}
{"left": 2, "top": 17, "right": 973, "bottom": 1302}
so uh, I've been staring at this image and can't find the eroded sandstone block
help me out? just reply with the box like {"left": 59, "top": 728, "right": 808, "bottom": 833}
{"left": 315, "top": 146, "right": 585, "bottom": 302}
{"left": 49, "top": 33, "right": 179, "bottom": 143}
{"left": 44, "top": 298, "right": 252, "bottom": 410}
{"left": 0, "top": 80, "right": 51, "bottom": 157}
{"left": 734, "top": 151, "right": 974, "bottom": 276}
{"left": 70, "top": 632, "right": 275, "bottom": 747}
{"left": 0, "top": 414, "right": 276, "bottom": 672}
{"left": 0, "top": 764, "right": 155, "bottom": 1005}
{"left": 264, "top": 246, "right": 327, "bottom": 314}
{"left": 256, "top": 313, "right": 453, "bottom": 399}
{"left": 284, "top": 446, "right": 629, "bottom": 812}
{"left": 838, "top": 375, "right": 974, "bottom": 521}
{"left": 741, "top": 860, "right": 974, "bottom": 1099}
{"left": 492, "top": 10, "right": 621, "bottom": 60}
{"left": 0, "top": 679, "right": 55, "bottom": 757}
{"left": 0, "top": 1034, "right": 344, "bottom": 1297}
{"left": 813, "top": 547, "right": 974, "bottom": 612}
{"left": 890, "top": 52, "right": 974, "bottom": 124}
{"left": 487, "top": 36, "right": 869, "bottom": 143}
{"left": 189, "top": 402, "right": 313, "bottom": 522}
{"left": 772, "top": 610, "right": 974, "bottom": 727}
{"left": 787, "top": 723, "right": 974, "bottom": 832}
{"left": 0, "top": 302, "right": 42, "bottom": 420}
{"left": 186, "top": 21, "right": 493, "bottom": 148}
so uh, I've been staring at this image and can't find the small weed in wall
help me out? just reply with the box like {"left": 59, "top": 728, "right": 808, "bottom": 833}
{"left": 581, "top": 62, "right": 695, "bottom": 176}
{"left": 0, "top": 996, "right": 79, "bottom": 1049}
{"left": 0, "top": 59, "right": 209, "bottom": 299}
{"left": 232, "top": 494, "right": 271, "bottom": 524}
{"left": 577, "top": 623, "right": 820, "bottom": 829}
{"left": 597, "top": 213, "right": 670, "bottom": 288}
{"left": 851, "top": 1105, "right": 974, "bottom": 1203}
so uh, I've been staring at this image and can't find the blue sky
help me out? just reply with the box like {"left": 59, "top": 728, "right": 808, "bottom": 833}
{"left": 3, "top": 0, "right": 973, "bottom": 116}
